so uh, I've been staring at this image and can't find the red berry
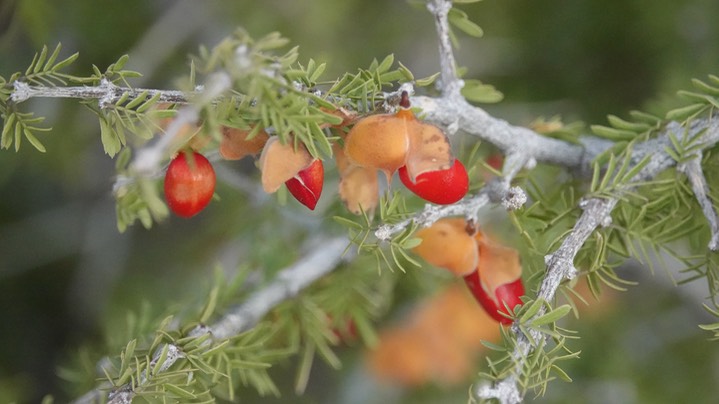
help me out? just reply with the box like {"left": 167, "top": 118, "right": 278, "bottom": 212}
{"left": 163, "top": 151, "right": 216, "bottom": 218}
{"left": 463, "top": 269, "right": 525, "bottom": 325}
{"left": 285, "top": 159, "right": 324, "bottom": 210}
{"left": 399, "top": 159, "right": 469, "bottom": 204}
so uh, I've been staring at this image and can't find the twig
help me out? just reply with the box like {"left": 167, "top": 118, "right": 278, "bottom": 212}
{"left": 374, "top": 169, "right": 526, "bottom": 241}
{"left": 427, "top": 0, "right": 461, "bottom": 97}
{"left": 11, "top": 79, "right": 193, "bottom": 105}
{"left": 210, "top": 236, "right": 348, "bottom": 338}
{"left": 477, "top": 119, "right": 719, "bottom": 403}
{"left": 418, "top": 1, "right": 719, "bottom": 403}
{"left": 678, "top": 151, "right": 719, "bottom": 251}
{"left": 72, "top": 236, "right": 348, "bottom": 404}
{"left": 130, "top": 72, "right": 231, "bottom": 177}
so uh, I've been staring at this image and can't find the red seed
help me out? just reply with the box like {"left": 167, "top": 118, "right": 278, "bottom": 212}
{"left": 285, "top": 159, "right": 324, "bottom": 210}
{"left": 164, "top": 151, "right": 216, "bottom": 218}
{"left": 399, "top": 159, "right": 469, "bottom": 204}
{"left": 463, "top": 269, "right": 525, "bottom": 325}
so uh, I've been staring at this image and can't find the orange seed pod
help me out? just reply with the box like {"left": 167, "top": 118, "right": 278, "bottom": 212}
{"left": 413, "top": 218, "right": 478, "bottom": 276}
{"left": 259, "top": 137, "right": 314, "bottom": 193}
{"left": 219, "top": 126, "right": 269, "bottom": 160}
{"left": 344, "top": 111, "right": 411, "bottom": 180}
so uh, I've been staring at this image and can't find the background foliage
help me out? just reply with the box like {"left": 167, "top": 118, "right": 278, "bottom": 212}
{"left": 2, "top": 0, "right": 719, "bottom": 402}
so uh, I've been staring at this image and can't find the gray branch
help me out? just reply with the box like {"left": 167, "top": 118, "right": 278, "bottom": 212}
{"left": 418, "top": 1, "right": 719, "bottom": 403}
{"left": 11, "top": 79, "right": 193, "bottom": 106}
{"left": 210, "top": 236, "right": 348, "bottom": 338}
{"left": 72, "top": 236, "right": 348, "bottom": 404}
{"left": 10, "top": 2, "right": 719, "bottom": 402}
{"left": 427, "top": 0, "right": 462, "bottom": 97}
{"left": 477, "top": 119, "right": 719, "bottom": 403}
{"left": 678, "top": 151, "right": 719, "bottom": 251}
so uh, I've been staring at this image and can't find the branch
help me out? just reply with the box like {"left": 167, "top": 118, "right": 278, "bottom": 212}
{"left": 375, "top": 170, "right": 526, "bottom": 241}
{"left": 427, "top": 0, "right": 461, "bottom": 97}
{"left": 210, "top": 236, "right": 348, "bottom": 339}
{"left": 11, "top": 79, "right": 193, "bottom": 106}
{"left": 72, "top": 236, "right": 349, "bottom": 404}
{"left": 129, "top": 72, "right": 231, "bottom": 177}
{"left": 678, "top": 151, "right": 719, "bottom": 251}
{"left": 477, "top": 118, "right": 719, "bottom": 403}
{"left": 419, "top": 1, "right": 719, "bottom": 402}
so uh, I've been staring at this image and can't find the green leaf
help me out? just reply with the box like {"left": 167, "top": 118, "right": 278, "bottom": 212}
{"left": 480, "top": 340, "right": 506, "bottom": 352}
{"left": 137, "top": 92, "right": 162, "bottom": 113}
{"left": 309, "top": 61, "right": 326, "bottom": 83}
{"left": 698, "top": 322, "right": 719, "bottom": 331}
{"left": 590, "top": 125, "right": 637, "bottom": 141}
{"left": 43, "top": 43, "right": 62, "bottom": 72}
{"left": 333, "top": 216, "right": 364, "bottom": 229}
{"left": 415, "top": 72, "right": 440, "bottom": 87}
{"left": 531, "top": 305, "right": 572, "bottom": 327}
{"left": 165, "top": 384, "right": 198, "bottom": 399}
{"left": 124, "top": 91, "right": 149, "bottom": 110}
{"left": 112, "top": 54, "right": 130, "bottom": 72}
{"left": 519, "top": 299, "right": 544, "bottom": 323}
{"left": 377, "top": 54, "right": 394, "bottom": 73}
{"left": 448, "top": 8, "right": 484, "bottom": 37}
{"left": 401, "top": 237, "right": 422, "bottom": 249}
{"left": 115, "top": 147, "right": 132, "bottom": 170}
{"left": 33, "top": 45, "right": 49, "bottom": 75}
{"left": 100, "top": 119, "right": 121, "bottom": 157}
{"left": 52, "top": 52, "right": 79, "bottom": 73}
{"left": 552, "top": 364, "right": 573, "bottom": 382}
{"left": 461, "top": 79, "right": 503, "bottom": 103}
{"left": 628, "top": 110, "right": 662, "bottom": 125}
{"left": 691, "top": 78, "right": 719, "bottom": 97}
{"left": 152, "top": 345, "right": 170, "bottom": 375}
{"left": 665, "top": 103, "right": 706, "bottom": 121}
{"left": 397, "top": 61, "right": 414, "bottom": 82}
{"left": 379, "top": 70, "right": 405, "bottom": 83}
{"left": 200, "top": 287, "right": 219, "bottom": 323}
{"left": 24, "top": 128, "right": 46, "bottom": 152}
{"left": 606, "top": 114, "right": 651, "bottom": 132}
{"left": 14, "top": 119, "right": 22, "bottom": 152}
{"left": 1, "top": 113, "right": 16, "bottom": 149}
{"left": 620, "top": 154, "right": 652, "bottom": 183}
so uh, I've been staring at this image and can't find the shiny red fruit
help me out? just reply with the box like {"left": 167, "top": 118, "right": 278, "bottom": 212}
{"left": 163, "top": 151, "right": 216, "bottom": 218}
{"left": 398, "top": 159, "right": 469, "bottom": 204}
{"left": 285, "top": 159, "right": 324, "bottom": 210}
{"left": 463, "top": 269, "right": 525, "bottom": 325}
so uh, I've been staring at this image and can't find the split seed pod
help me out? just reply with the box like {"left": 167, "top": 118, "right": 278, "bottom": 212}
{"left": 335, "top": 143, "right": 379, "bottom": 215}
{"left": 399, "top": 159, "right": 469, "bottom": 205}
{"left": 285, "top": 159, "right": 324, "bottom": 210}
{"left": 344, "top": 106, "right": 453, "bottom": 183}
{"left": 343, "top": 110, "right": 411, "bottom": 180}
{"left": 413, "top": 218, "right": 478, "bottom": 276}
{"left": 403, "top": 111, "right": 453, "bottom": 182}
{"left": 259, "top": 137, "right": 314, "bottom": 193}
{"left": 463, "top": 232, "right": 525, "bottom": 324}
{"left": 219, "top": 126, "right": 269, "bottom": 160}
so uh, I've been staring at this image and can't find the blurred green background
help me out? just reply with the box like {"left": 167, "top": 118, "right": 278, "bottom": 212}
{"left": 1, "top": 0, "right": 719, "bottom": 402}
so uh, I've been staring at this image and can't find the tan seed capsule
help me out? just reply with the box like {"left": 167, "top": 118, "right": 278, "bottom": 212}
{"left": 259, "top": 137, "right": 314, "bottom": 193}
{"left": 344, "top": 111, "right": 411, "bottom": 180}
{"left": 413, "top": 218, "right": 479, "bottom": 277}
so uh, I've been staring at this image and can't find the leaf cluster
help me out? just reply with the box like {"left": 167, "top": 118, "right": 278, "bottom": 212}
{"left": 65, "top": 244, "right": 395, "bottom": 402}
{"left": 478, "top": 300, "right": 579, "bottom": 401}
{"left": 0, "top": 44, "right": 79, "bottom": 152}
{"left": 113, "top": 148, "right": 169, "bottom": 232}
{"left": 335, "top": 192, "right": 423, "bottom": 274}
